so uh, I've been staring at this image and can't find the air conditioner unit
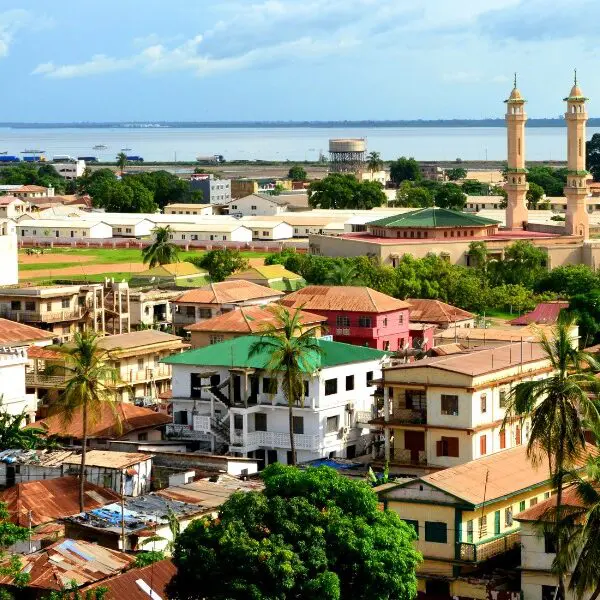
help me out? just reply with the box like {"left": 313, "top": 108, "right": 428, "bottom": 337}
{"left": 338, "top": 426, "right": 349, "bottom": 438}
{"left": 345, "top": 402, "right": 355, "bottom": 412}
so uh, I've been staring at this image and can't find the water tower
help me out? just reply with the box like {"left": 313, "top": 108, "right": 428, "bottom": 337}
{"left": 328, "top": 138, "right": 366, "bottom": 173}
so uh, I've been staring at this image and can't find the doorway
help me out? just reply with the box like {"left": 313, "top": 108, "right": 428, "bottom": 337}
{"left": 404, "top": 431, "right": 425, "bottom": 464}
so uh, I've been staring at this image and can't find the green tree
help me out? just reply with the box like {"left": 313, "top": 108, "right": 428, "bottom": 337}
{"left": 51, "top": 331, "right": 120, "bottom": 511}
{"left": 324, "top": 262, "right": 362, "bottom": 286}
{"left": 496, "top": 241, "right": 548, "bottom": 288}
{"left": 308, "top": 174, "right": 385, "bottom": 209}
{"left": 461, "top": 179, "right": 486, "bottom": 195}
{"left": 115, "top": 152, "right": 128, "bottom": 173}
{"left": 142, "top": 226, "right": 180, "bottom": 268}
{"left": 134, "top": 551, "right": 165, "bottom": 568}
{"left": 569, "top": 290, "right": 600, "bottom": 346}
{"left": 527, "top": 166, "right": 567, "bottom": 197}
{"left": 168, "top": 463, "right": 421, "bottom": 600}
{"left": 586, "top": 133, "right": 600, "bottom": 182}
{"left": 527, "top": 181, "right": 545, "bottom": 208}
{"left": 366, "top": 151, "right": 384, "bottom": 174}
{"left": 288, "top": 165, "right": 307, "bottom": 181}
{"left": 446, "top": 167, "right": 467, "bottom": 181}
{"left": 43, "top": 583, "right": 107, "bottom": 600}
{"left": 0, "top": 412, "right": 48, "bottom": 450}
{"left": 249, "top": 307, "right": 322, "bottom": 465}
{"left": 122, "top": 177, "right": 158, "bottom": 212}
{"left": 536, "top": 264, "right": 599, "bottom": 297}
{"left": 389, "top": 156, "right": 421, "bottom": 185}
{"left": 503, "top": 313, "right": 600, "bottom": 598}
{"left": 434, "top": 183, "right": 466, "bottom": 210}
{"left": 195, "top": 248, "right": 248, "bottom": 282}
{"left": 394, "top": 182, "right": 433, "bottom": 208}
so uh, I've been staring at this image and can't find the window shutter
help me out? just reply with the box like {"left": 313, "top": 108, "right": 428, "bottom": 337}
{"left": 499, "top": 429, "right": 506, "bottom": 449}
{"left": 448, "top": 437, "right": 459, "bottom": 457}
{"left": 436, "top": 440, "right": 443, "bottom": 457}
{"left": 480, "top": 435, "right": 487, "bottom": 455}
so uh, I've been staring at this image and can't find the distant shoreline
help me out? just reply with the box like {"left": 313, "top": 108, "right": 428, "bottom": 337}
{"left": 0, "top": 118, "right": 598, "bottom": 129}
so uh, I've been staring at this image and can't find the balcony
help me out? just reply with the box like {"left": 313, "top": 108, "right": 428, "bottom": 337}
{"left": 389, "top": 408, "right": 427, "bottom": 425}
{"left": 392, "top": 449, "right": 427, "bottom": 465}
{"left": 231, "top": 430, "right": 320, "bottom": 451}
{"left": 457, "top": 531, "right": 521, "bottom": 562}
{"left": 122, "top": 365, "right": 171, "bottom": 383}
{"left": 25, "top": 372, "right": 68, "bottom": 388}
{"left": 166, "top": 424, "right": 211, "bottom": 441}
{"left": 0, "top": 307, "right": 84, "bottom": 323}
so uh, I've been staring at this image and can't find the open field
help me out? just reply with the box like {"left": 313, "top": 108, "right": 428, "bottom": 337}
{"left": 18, "top": 248, "right": 270, "bottom": 282}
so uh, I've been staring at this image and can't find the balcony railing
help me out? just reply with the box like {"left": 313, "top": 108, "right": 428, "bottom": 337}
{"left": 457, "top": 531, "right": 521, "bottom": 562}
{"left": 166, "top": 424, "right": 211, "bottom": 440}
{"left": 231, "top": 430, "right": 320, "bottom": 451}
{"left": 25, "top": 372, "right": 68, "bottom": 387}
{"left": 0, "top": 307, "right": 84, "bottom": 323}
{"left": 356, "top": 410, "right": 374, "bottom": 424}
{"left": 123, "top": 366, "right": 171, "bottom": 383}
{"left": 391, "top": 408, "right": 427, "bottom": 425}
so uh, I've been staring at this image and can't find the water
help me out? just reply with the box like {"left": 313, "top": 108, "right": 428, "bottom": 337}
{"left": 0, "top": 126, "right": 596, "bottom": 163}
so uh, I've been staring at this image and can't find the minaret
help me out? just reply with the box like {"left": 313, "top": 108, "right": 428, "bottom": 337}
{"left": 564, "top": 70, "right": 589, "bottom": 238}
{"left": 504, "top": 74, "right": 528, "bottom": 229}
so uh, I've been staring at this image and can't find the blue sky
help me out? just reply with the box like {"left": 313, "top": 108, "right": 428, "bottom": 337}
{"left": 1, "top": 0, "right": 599, "bottom": 122}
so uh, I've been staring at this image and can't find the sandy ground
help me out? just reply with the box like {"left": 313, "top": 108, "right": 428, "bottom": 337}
{"left": 19, "top": 254, "right": 95, "bottom": 265}
{"left": 465, "top": 170, "right": 504, "bottom": 184}
{"left": 20, "top": 262, "right": 148, "bottom": 280}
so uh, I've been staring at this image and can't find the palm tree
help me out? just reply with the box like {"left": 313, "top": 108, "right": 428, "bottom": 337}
{"left": 142, "top": 226, "right": 180, "bottom": 268}
{"left": 325, "top": 262, "right": 362, "bottom": 286}
{"left": 366, "top": 151, "right": 384, "bottom": 174}
{"left": 504, "top": 313, "right": 600, "bottom": 597}
{"left": 0, "top": 411, "right": 49, "bottom": 450}
{"left": 547, "top": 453, "right": 600, "bottom": 600}
{"left": 116, "top": 152, "right": 128, "bottom": 173}
{"left": 50, "top": 331, "right": 120, "bottom": 511}
{"left": 249, "top": 307, "right": 323, "bottom": 465}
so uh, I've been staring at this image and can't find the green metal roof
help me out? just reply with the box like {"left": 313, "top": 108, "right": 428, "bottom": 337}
{"left": 161, "top": 335, "right": 389, "bottom": 371}
{"left": 367, "top": 207, "right": 500, "bottom": 229}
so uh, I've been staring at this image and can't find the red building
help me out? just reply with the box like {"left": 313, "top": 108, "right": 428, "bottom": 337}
{"left": 280, "top": 285, "right": 411, "bottom": 351}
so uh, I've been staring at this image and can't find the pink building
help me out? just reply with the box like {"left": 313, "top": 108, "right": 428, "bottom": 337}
{"left": 280, "top": 285, "right": 411, "bottom": 351}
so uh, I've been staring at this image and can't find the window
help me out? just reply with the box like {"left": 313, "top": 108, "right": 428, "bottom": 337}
{"left": 61, "top": 299, "right": 70, "bottom": 309}
{"left": 436, "top": 436, "right": 459, "bottom": 457}
{"left": 303, "top": 381, "right": 309, "bottom": 397}
{"left": 234, "top": 415, "right": 243, "bottom": 430}
{"left": 516, "top": 426, "right": 522, "bottom": 445}
{"left": 383, "top": 341, "right": 390, "bottom": 351}
{"left": 251, "top": 205, "right": 257, "bottom": 210}
{"left": 383, "top": 317, "right": 388, "bottom": 327}
{"left": 198, "top": 308, "right": 212, "bottom": 319}
{"left": 262, "top": 231, "right": 269, "bottom": 237}
{"left": 480, "top": 434, "right": 487, "bottom": 456}
{"left": 494, "top": 510, "right": 501, "bottom": 535}
{"left": 542, "top": 585, "right": 563, "bottom": 600}
{"left": 519, "top": 500, "right": 526, "bottom": 512}
{"left": 358, "top": 316, "right": 372, "bottom": 328}
{"left": 499, "top": 388, "right": 507, "bottom": 408}
{"left": 466, "top": 520, "right": 473, "bottom": 543}
{"left": 46, "top": 302, "right": 51, "bottom": 311}
{"left": 403, "top": 519, "right": 419, "bottom": 538}
{"left": 25, "top": 301, "right": 35, "bottom": 311}
{"left": 478, "top": 515, "right": 487, "bottom": 538}
{"left": 138, "top": 432, "right": 148, "bottom": 441}
{"left": 366, "top": 371, "right": 373, "bottom": 386}
{"left": 185, "top": 306, "right": 196, "bottom": 317}
{"left": 10, "top": 301, "right": 21, "bottom": 311}
{"left": 262, "top": 377, "right": 277, "bottom": 394}
{"left": 137, "top": 358, "right": 144, "bottom": 371}
{"left": 544, "top": 491, "right": 550, "bottom": 499}
{"left": 336, "top": 315, "right": 350, "bottom": 327}
{"left": 530, "top": 497, "right": 538, "bottom": 507}
{"left": 499, "top": 429, "right": 506, "bottom": 449}
{"left": 544, "top": 533, "right": 557, "bottom": 554}
{"left": 326, "top": 415, "right": 339, "bottom": 433}
{"left": 231, "top": 205, "right": 237, "bottom": 209}
{"left": 480, "top": 393, "right": 487, "bottom": 414}
{"left": 255, "top": 413, "right": 267, "bottom": 431}
{"left": 505, "top": 506, "right": 513, "bottom": 527}
{"left": 292, "top": 416, "right": 304, "bottom": 434}
{"left": 405, "top": 389, "right": 426, "bottom": 409}
{"left": 345, "top": 375, "right": 354, "bottom": 391}
{"left": 441, "top": 395, "right": 459, "bottom": 416}
{"left": 424, "top": 521, "right": 447, "bottom": 543}
{"left": 325, "top": 378, "right": 338, "bottom": 396}
{"left": 209, "top": 335, "right": 224, "bottom": 345}
{"left": 125, "top": 228, "right": 132, "bottom": 234}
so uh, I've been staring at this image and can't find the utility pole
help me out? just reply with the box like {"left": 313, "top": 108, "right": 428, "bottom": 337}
{"left": 121, "top": 469, "right": 126, "bottom": 551}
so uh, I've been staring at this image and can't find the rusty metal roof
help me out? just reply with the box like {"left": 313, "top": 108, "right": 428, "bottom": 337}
{"left": 63, "top": 450, "right": 150, "bottom": 469}
{"left": 0, "top": 476, "right": 121, "bottom": 527}
{"left": 406, "top": 298, "right": 475, "bottom": 324}
{"left": 509, "top": 301, "right": 569, "bottom": 326}
{"left": 0, "top": 539, "right": 134, "bottom": 591}
{"left": 174, "top": 280, "right": 284, "bottom": 305}
{"left": 85, "top": 559, "right": 176, "bottom": 600}
{"left": 0, "top": 318, "right": 54, "bottom": 346}
{"left": 0, "top": 449, "right": 76, "bottom": 467}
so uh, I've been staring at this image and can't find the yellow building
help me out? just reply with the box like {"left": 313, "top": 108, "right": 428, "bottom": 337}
{"left": 377, "top": 445, "right": 561, "bottom": 598}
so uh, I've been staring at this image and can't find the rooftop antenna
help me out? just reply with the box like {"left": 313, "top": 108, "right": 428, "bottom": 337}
{"left": 513, "top": 72, "right": 517, "bottom": 88}
{"left": 574, "top": 68, "right": 578, "bottom": 86}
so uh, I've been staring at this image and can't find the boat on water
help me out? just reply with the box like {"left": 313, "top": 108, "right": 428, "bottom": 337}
{"left": 93, "top": 144, "right": 108, "bottom": 150}
{"left": 22, "top": 149, "right": 45, "bottom": 154}
{"left": 121, "top": 147, "right": 132, "bottom": 152}
{"left": 0, "top": 151, "right": 6, "bottom": 155}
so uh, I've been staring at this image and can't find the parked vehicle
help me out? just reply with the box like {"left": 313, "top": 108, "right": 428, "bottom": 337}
{"left": 0, "top": 156, "right": 21, "bottom": 163}
{"left": 126, "top": 155, "right": 144, "bottom": 162}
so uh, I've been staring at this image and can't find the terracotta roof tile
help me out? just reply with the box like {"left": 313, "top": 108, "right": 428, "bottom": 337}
{"left": 0, "top": 318, "right": 54, "bottom": 346}
{"left": 174, "top": 280, "right": 284, "bottom": 305}
{"left": 185, "top": 304, "right": 326, "bottom": 333}
{"left": 27, "top": 346, "right": 63, "bottom": 360}
{"left": 281, "top": 286, "right": 410, "bottom": 313}
{"left": 0, "top": 476, "right": 121, "bottom": 526}
{"left": 32, "top": 402, "right": 171, "bottom": 440}
{"left": 86, "top": 559, "right": 176, "bottom": 600}
{"left": 406, "top": 298, "right": 475, "bottom": 325}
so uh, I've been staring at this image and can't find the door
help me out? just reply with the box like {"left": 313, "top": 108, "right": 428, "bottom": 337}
{"left": 190, "top": 373, "right": 203, "bottom": 399}
{"left": 267, "top": 450, "right": 278, "bottom": 465}
{"left": 494, "top": 510, "right": 501, "bottom": 535}
{"left": 404, "top": 431, "right": 425, "bottom": 464}
{"left": 232, "top": 375, "right": 241, "bottom": 404}
{"left": 249, "top": 376, "right": 259, "bottom": 404}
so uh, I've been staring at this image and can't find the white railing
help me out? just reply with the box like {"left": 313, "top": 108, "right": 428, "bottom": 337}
{"left": 192, "top": 415, "right": 211, "bottom": 433}
{"left": 166, "top": 424, "right": 211, "bottom": 440}
{"left": 355, "top": 410, "right": 373, "bottom": 424}
{"left": 231, "top": 430, "right": 320, "bottom": 451}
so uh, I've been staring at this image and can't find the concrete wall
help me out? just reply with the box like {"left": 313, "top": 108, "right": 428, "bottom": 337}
{"left": 0, "top": 231, "right": 18, "bottom": 285}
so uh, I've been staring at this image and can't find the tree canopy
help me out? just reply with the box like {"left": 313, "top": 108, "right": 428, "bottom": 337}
{"left": 287, "top": 165, "right": 307, "bottom": 181}
{"left": 0, "top": 163, "right": 73, "bottom": 195}
{"left": 389, "top": 157, "right": 421, "bottom": 185}
{"left": 446, "top": 167, "right": 467, "bottom": 181}
{"left": 168, "top": 464, "right": 421, "bottom": 600}
{"left": 586, "top": 133, "right": 600, "bottom": 182}
{"left": 191, "top": 248, "right": 248, "bottom": 282}
{"left": 308, "top": 174, "right": 386, "bottom": 209}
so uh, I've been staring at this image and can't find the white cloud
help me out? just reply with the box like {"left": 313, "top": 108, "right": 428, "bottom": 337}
{"left": 0, "top": 9, "right": 32, "bottom": 58}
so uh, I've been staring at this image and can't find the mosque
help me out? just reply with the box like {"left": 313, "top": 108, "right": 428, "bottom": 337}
{"left": 308, "top": 77, "right": 600, "bottom": 270}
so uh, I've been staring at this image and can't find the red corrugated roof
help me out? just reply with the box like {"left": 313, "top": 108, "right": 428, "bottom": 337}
{"left": 406, "top": 298, "right": 474, "bottom": 325}
{"left": 0, "top": 318, "right": 54, "bottom": 345}
{"left": 515, "top": 485, "right": 584, "bottom": 522}
{"left": 174, "top": 280, "right": 283, "bottom": 305}
{"left": 510, "top": 301, "right": 569, "bottom": 326}
{"left": 27, "top": 346, "right": 64, "bottom": 360}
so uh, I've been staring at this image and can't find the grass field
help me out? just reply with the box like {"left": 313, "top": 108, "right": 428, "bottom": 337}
{"left": 18, "top": 247, "right": 271, "bottom": 283}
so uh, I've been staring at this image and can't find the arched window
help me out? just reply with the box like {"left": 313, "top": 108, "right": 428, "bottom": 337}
{"left": 512, "top": 177, "right": 516, "bottom": 184}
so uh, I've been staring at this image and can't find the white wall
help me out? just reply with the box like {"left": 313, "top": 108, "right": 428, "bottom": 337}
{"left": 248, "top": 222, "right": 294, "bottom": 240}
{"left": 227, "top": 195, "right": 286, "bottom": 217}
{"left": 0, "top": 351, "right": 36, "bottom": 420}
{"left": 0, "top": 230, "right": 18, "bottom": 285}
{"left": 169, "top": 226, "right": 252, "bottom": 243}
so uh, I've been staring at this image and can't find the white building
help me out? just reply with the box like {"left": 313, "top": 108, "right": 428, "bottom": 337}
{"left": 168, "top": 222, "right": 252, "bottom": 243}
{"left": 164, "top": 203, "right": 213, "bottom": 216}
{"left": 0, "top": 220, "right": 18, "bottom": 285}
{"left": 240, "top": 220, "right": 294, "bottom": 240}
{"left": 163, "top": 335, "right": 389, "bottom": 465}
{"left": 0, "top": 196, "right": 28, "bottom": 219}
{"left": 52, "top": 159, "right": 86, "bottom": 179}
{"left": 17, "top": 218, "right": 113, "bottom": 240}
{"left": 0, "top": 347, "right": 37, "bottom": 422}
{"left": 224, "top": 193, "right": 289, "bottom": 217}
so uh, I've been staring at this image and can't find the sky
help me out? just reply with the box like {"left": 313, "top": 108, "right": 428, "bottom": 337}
{"left": 1, "top": 0, "right": 599, "bottom": 122}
